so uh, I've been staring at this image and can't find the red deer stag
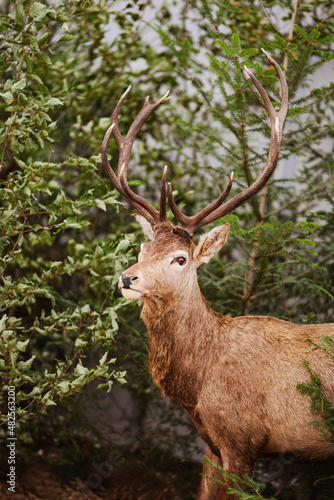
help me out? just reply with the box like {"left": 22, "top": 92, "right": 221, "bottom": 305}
{"left": 101, "top": 51, "right": 334, "bottom": 499}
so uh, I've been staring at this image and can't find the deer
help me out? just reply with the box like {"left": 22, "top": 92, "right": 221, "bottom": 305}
{"left": 101, "top": 50, "right": 334, "bottom": 499}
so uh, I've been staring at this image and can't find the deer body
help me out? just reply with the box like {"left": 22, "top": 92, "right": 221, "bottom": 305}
{"left": 119, "top": 222, "right": 334, "bottom": 498}
{"left": 101, "top": 53, "right": 334, "bottom": 498}
{"left": 146, "top": 302, "right": 334, "bottom": 463}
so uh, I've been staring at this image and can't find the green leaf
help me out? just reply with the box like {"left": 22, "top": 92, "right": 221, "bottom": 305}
{"left": 116, "top": 370, "right": 127, "bottom": 384}
{"left": 0, "top": 91, "right": 13, "bottom": 105}
{"left": 81, "top": 304, "right": 91, "bottom": 314}
{"left": 96, "top": 198, "right": 106, "bottom": 211}
{"left": 27, "top": 387, "right": 41, "bottom": 398}
{"left": 75, "top": 338, "right": 88, "bottom": 349}
{"left": 59, "top": 33, "right": 76, "bottom": 42}
{"left": 207, "top": 54, "right": 227, "bottom": 74}
{"left": 315, "top": 35, "right": 334, "bottom": 45}
{"left": 30, "top": 74, "right": 44, "bottom": 86}
{"left": 96, "top": 383, "right": 108, "bottom": 390}
{"left": 207, "top": 54, "right": 232, "bottom": 84}
{"left": 35, "top": 53, "right": 52, "bottom": 65}
{"left": 115, "top": 238, "right": 130, "bottom": 253}
{"left": 29, "top": 2, "right": 47, "bottom": 19}
{"left": 75, "top": 363, "right": 87, "bottom": 375}
{"left": 17, "top": 356, "right": 36, "bottom": 372}
{"left": 17, "top": 339, "right": 30, "bottom": 352}
{"left": 18, "top": 93, "right": 28, "bottom": 105}
{"left": 15, "top": 4, "right": 25, "bottom": 25}
{"left": 71, "top": 377, "right": 85, "bottom": 388}
{"left": 38, "top": 32, "right": 50, "bottom": 47}
{"left": 273, "top": 33, "right": 288, "bottom": 49}
{"left": 12, "top": 78, "right": 26, "bottom": 93}
{"left": 231, "top": 32, "right": 241, "bottom": 55}
{"left": 57, "top": 381, "right": 70, "bottom": 395}
{"left": 56, "top": 217, "right": 90, "bottom": 231}
{"left": 294, "top": 24, "right": 310, "bottom": 42}
{"left": 215, "top": 39, "right": 234, "bottom": 58}
{"left": 99, "top": 352, "right": 108, "bottom": 365}
{"left": 44, "top": 399, "right": 57, "bottom": 406}
{"left": 240, "top": 48, "right": 258, "bottom": 58}
{"left": 48, "top": 212, "right": 57, "bottom": 225}
{"left": 44, "top": 97, "right": 63, "bottom": 107}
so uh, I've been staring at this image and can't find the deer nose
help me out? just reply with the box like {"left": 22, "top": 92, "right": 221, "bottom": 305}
{"left": 120, "top": 273, "right": 139, "bottom": 289}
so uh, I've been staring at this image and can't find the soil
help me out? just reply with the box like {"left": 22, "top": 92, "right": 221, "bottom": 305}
{"left": 0, "top": 454, "right": 197, "bottom": 500}
{"left": 0, "top": 459, "right": 104, "bottom": 500}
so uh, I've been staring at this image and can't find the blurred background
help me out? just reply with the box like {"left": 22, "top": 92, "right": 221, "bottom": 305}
{"left": 0, "top": 0, "right": 334, "bottom": 498}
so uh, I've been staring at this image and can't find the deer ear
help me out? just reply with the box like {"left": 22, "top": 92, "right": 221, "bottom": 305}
{"left": 193, "top": 224, "right": 230, "bottom": 265}
{"left": 134, "top": 215, "right": 155, "bottom": 240}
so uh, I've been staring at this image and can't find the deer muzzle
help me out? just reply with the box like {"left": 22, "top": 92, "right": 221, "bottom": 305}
{"left": 118, "top": 272, "right": 142, "bottom": 300}
{"left": 119, "top": 272, "right": 139, "bottom": 289}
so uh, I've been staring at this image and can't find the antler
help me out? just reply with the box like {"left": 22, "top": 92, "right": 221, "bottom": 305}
{"left": 102, "top": 51, "right": 288, "bottom": 236}
{"left": 167, "top": 49, "right": 288, "bottom": 234}
{"left": 101, "top": 86, "right": 171, "bottom": 224}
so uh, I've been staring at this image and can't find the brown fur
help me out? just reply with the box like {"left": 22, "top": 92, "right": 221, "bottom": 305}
{"left": 120, "top": 224, "right": 334, "bottom": 499}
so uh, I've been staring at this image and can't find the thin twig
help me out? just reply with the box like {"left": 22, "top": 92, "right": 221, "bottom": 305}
{"left": 283, "top": 0, "right": 299, "bottom": 71}
{"left": 258, "top": 0, "right": 285, "bottom": 38}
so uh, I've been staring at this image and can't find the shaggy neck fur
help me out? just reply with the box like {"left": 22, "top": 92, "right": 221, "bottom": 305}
{"left": 141, "top": 281, "right": 231, "bottom": 408}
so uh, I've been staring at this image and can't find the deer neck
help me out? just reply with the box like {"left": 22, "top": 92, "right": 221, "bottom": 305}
{"left": 141, "top": 281, "right": 229, "bottom": 407}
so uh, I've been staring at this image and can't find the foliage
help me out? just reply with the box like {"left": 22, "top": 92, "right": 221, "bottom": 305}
{"left": 0, "top": 0, "right": 179, "bottom": 447}
{"left": 0, "top": 0, "right": 333, "bottom": 498}
{"left": 203, "top": 456, "right": 271, "bottom": 499}
{"left": 298, "top": 336, "right": 334, "bottom": 443}
{"left": 0, "top": 0, "right": 146, "bottom": 430}
{"left": 204, "top": 454, "right": 334, "bottom": 500}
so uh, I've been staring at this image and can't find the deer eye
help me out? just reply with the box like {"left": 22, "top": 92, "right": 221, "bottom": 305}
{"left": 176, "top": 256, "right": 186, "bottom": 266}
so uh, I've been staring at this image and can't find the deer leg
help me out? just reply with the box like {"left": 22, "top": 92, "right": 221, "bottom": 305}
{"left": 196, "top": 444, "right": 224, "bottom": 500}
{"left": 196, "top": 445, "right": 255, "bottom": 500}
{"left": 218, "top": 450, "right": 257, "bottom": 500}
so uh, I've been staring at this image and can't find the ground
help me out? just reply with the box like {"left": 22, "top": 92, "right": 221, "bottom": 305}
{"left": 1, "top": 450, "right": 334, "bottom": 499}
{"left": 0, "top": 453, "right": 199, "bottom": 500}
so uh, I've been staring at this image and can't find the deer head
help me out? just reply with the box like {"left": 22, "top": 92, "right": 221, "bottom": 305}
{"left": 101, "top": 50, "right": 288, "bottom": 304}
{"left": 117, "top": 221, "right": 230, "bottom": 305}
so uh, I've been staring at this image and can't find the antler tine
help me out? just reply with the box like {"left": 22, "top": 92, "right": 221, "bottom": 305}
{"left": 102, "top": 121, "right": 155, "bottom": 222}
{"left": 166, "top": 182, "right": 190, "bottom": 227}
{"left": 167, "top": 171, "right": 234, "bottom": 233}
{"left": 119, "top": 163, "right": 159, "bottom": 220}
{"left": 101, "top": 87, "right": 171, "bottom": 224}
{"left": 169, "top": 52, "right": 288, "bottom": 234}
{"left": 114, "top": 88, "right": 171, "bottom": 178}
{"left": 261, "top": 48, "right": 288, "bottom": 138}
{"left": 159, "top": 165, "right": 168, "bottom": 222}
{"left": 110, "top": 85, "right": 132, "bottom": 156}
